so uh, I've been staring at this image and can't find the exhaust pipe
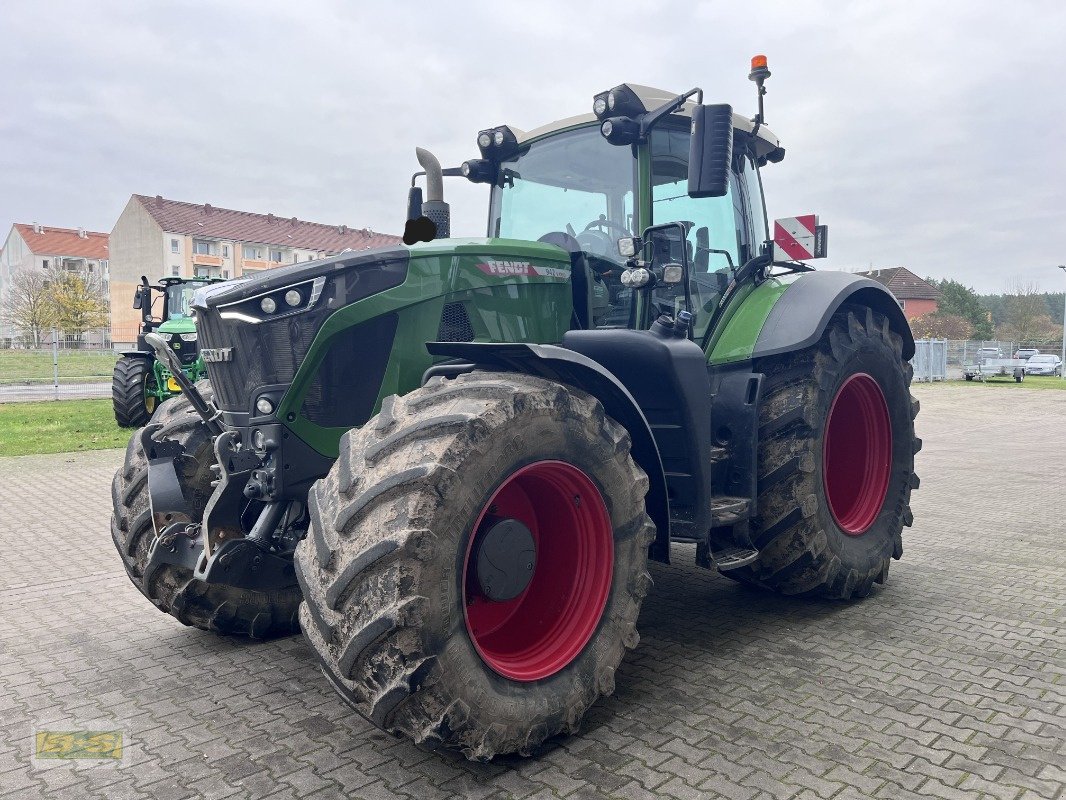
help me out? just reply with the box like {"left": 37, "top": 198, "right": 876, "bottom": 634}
{"left": 415, "top": 147, "right": 450, "bottom": 239}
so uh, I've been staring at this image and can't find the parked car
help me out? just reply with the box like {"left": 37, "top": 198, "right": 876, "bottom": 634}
{"left": 977, "top": 347, "right": 1003, "bottom": 360}
{"left": 1014, "top": 348, "right": 1040, "bottom": 360}
{"left": 1023, "top": 354, "right": 1062, "bottom": 376}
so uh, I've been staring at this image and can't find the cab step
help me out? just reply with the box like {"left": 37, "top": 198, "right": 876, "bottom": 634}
{"left": 711, "top": 495, "right": 750, "bottom": 526}
{"left": 709, "top": 546, "right": 760, "bottom": 571}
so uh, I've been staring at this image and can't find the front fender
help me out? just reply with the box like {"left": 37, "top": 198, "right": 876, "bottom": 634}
{"left": 425, "top": 341, "right": 671, "bottom": 563}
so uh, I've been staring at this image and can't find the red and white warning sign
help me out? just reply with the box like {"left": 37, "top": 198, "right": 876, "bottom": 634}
{"left": 773, "top": 215, "right": 828, "bottom": 261}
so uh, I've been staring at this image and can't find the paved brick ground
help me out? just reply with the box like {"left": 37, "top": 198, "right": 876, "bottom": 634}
{"left": 1, "top": 385, "right": 1063, "bottom": 800}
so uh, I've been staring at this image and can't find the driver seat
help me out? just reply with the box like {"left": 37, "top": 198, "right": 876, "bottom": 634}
{"left": 537, "top": 232, "right": 594, "bottom": 330}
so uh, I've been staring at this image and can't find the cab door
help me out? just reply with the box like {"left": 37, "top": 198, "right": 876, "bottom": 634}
{"left": 647, "top": 124, "right": 753, "bottom": 342}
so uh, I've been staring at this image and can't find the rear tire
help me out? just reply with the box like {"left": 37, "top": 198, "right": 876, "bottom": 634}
{"left": 113, "top": 356, "right": 156, "bottom": 428}
{"left": 295, "top": 371, "right": 655, "bottom": 759}
{"left": 111, "top": 382, "right": 302, "bottom": 638}
{"left": 729, "top": 307, "right": 920, "bottom": 599}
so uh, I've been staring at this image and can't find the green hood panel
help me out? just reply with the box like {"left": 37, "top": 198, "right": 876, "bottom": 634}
{"left": 281, "top": 239, "right": 575, "bottom": 457}
{"left": 156, "top": 317, "right": 197, "bottom": 334}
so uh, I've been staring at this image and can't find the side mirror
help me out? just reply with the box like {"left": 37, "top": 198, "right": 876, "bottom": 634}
{"left": 688, "top": 104, "right": 734, "bottom": 198}
{"left": 132, "top": 287, "right": 143, "bottom": 310}
{"left": 406, "top": 186, "right": 423, "bottom": 222}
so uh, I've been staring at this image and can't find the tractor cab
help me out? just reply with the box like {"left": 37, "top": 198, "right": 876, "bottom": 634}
{"left": 407, "top": 73, "right": 793, "bottom": 349}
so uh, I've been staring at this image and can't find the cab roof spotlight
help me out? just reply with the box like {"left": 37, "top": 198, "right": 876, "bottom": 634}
{"left": 460, "top": 158, "right": 497, "bottom": 184}
{"left": 592, "top": 91, "right": 610, "bottom": 118}
{"left": 596, "top": 84, "right": 646, "bottom": 119}
{"left": 600, "top": 116, "right": 640, "bottom": 146}
{"left": 477, "top": 126, "right": 520, "bottom": 160}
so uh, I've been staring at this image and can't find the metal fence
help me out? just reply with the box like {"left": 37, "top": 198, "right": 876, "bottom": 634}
{"left": 912, "top": 339, "right": 948, "bottom": 382}
{"left": 0, "top": 335, "right": 119, "bottom": 403}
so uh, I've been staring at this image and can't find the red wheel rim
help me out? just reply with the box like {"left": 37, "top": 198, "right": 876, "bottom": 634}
{"left": 462, "top": 460, "right": 614, "bottom": 682}
{"left": 822, "top": 373, "right": 893, "bottom": 535}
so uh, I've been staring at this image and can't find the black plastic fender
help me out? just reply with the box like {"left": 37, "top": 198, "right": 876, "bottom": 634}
{"left": 753, "top": 271, "right": 915, "bottom": 361}
{"left": 425, "top": 341, "right": 672, "bottom": 563}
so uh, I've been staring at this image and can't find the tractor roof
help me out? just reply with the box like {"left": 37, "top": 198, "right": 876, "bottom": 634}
{"left": 509, "top": 84, "right": 781, "bottom": 158}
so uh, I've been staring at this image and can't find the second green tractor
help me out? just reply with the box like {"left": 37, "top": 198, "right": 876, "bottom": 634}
{"left": 112, "top": 61, "right": 920, "bottom": 760}
{"left": 112, "top": 276, "right": 220, "bottom": 427}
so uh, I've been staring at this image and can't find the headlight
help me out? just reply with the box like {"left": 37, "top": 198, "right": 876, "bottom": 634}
{"left": 255, "top": 397, "right": 274, "bottom": 415}
{"left": 620, "top": 268, "right": 652, "bottom": 288}
{"left": 493, "top": 130, "right": 505, "bottom": 146}
{"left": 593, "top": 97, "right": 607, "bottom": 116}
{"left": 607, "top": 91, "right": 616, "bottom": 110}
{"left": 219, "top": 276, "right": 325, "bottom": 324}
{"left": 178, "top": 332, "right": 198, "bottom": 342}
{"left": 477, "top": 131, "right": 492, "bottom": 149}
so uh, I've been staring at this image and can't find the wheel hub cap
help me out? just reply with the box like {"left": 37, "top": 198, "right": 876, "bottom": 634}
{"left": 473, "top": 518, "right": 536, "bottom": 602}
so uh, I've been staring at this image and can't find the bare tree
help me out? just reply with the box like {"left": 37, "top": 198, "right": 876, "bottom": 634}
{"left": 1, "top": 269, "right": 56, "bottom": 347}
{"left": 909, "top": 313, "right": 974, "bottom": 340}
{"left": 47, "top": 265, "right": 109, "bottom": 343}
{"left": 999, "top": 280, "right": 1059, "bottom": 344}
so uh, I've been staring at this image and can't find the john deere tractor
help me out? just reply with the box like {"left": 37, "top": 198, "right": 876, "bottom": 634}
{"left": 112, "top": 60, "right": 920, "bottom": 759}
{"left": 112, "top": 276, "right": 220, "bottom": 427}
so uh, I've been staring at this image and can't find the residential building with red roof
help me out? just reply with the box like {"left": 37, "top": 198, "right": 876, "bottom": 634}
{"left": 0, "top": 223, "right": 111, "bottom": 342}
{"left": 109, "top": 194, "right": 400, "bottom": 344}
{"left": 854, "top": 267, "right": 941, "bottom": 318}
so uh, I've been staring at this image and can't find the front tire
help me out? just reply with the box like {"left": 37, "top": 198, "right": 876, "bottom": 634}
{"left": 111, "top": 383, "right": 302, "bottom": 638}
{"left": 112, "top": 356, "right": 157, "bottom": 428}
{"left": 730, "top": 307, "right": 920, "bottom": 599}
{"left": 295, "top": 372, "right": 655, "bottom": 759}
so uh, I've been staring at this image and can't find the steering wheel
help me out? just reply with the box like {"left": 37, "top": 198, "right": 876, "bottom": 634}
{"left": 584, "top": 217, "right": 631, "bottom": 237}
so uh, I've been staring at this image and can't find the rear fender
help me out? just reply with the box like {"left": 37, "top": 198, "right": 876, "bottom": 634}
{"left": 753, "top": 271, "right": 915, "bottom": 360}
{"left": 425, "top": 341, "right": 671, "bottom": 563}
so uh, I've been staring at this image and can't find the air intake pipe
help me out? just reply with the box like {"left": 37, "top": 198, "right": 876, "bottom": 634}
{"left": 415, "top": 147, "right": 450, "bottom": 239}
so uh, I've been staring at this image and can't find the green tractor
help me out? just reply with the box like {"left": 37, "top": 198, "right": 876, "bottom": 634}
{"left": 112, "top": 60, "right": 920, "bottom": 759}
{"left": 112, "top": 276, "right": 220, "bottom": 427}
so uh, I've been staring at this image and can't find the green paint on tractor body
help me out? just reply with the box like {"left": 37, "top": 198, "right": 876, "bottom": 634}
{"left": 280, "top": 239, "right": 574, "bottom": 457}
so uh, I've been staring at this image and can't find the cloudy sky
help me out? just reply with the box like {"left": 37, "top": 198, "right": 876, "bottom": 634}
{"left": 2, "top": 0, "right": 1064, "bottom": 293}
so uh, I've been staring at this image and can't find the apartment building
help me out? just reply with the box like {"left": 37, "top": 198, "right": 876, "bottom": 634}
{"left": 109, "top": 194, "right": 400, "bottom": 344}
{"left": 0, "top": 223, "right": 110, "bottom": 341}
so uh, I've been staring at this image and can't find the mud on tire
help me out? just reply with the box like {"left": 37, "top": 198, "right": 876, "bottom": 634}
{"left": 111, "top": 382, "right": 302, "bottom": 638}
{"left": 295, "top": 371, "right": 656, "bottom": 759}
{"left": 729, "top": 306, "right": 921, "bottom": 599}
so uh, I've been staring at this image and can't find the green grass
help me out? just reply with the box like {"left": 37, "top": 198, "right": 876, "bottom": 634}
{"left": 0, "top": 350, "right": 118, "bottom": 384}
{"left": 919, "top": 375, "right": 1066, "bottom": 390}
{"left": 0, "top": 399, "right": 129, "bottom": 456}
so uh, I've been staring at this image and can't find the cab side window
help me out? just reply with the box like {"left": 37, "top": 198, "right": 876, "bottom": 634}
{"left": 649, "top": 127, "right": 753, "bottom": 339}
{"left": 740, "top": 155, "right": 768, "bottom": 253}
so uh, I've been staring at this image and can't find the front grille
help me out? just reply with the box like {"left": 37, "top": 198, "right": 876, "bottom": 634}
{"left": 194, "top": 247, "right": 409, "bottom": 415}
{"left": 197, "top": 301, "right": 333, "bottom": 413}
{"left": 168, "top": 333, "right": 199, "bottom": 365}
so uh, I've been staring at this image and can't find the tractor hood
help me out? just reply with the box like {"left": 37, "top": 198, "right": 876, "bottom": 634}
{"left": 156, "top": 316, "right": 196, "bottom": 335}
{"left": 192, "top": 238, "right": 571, "bottom": 311}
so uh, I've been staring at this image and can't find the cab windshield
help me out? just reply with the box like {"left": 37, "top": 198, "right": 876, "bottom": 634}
{"left": 165, "top": 280, "right": 210, "bottom": 320}
{"left": 489, "top": 126, "right": 637, "bottom": 265}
